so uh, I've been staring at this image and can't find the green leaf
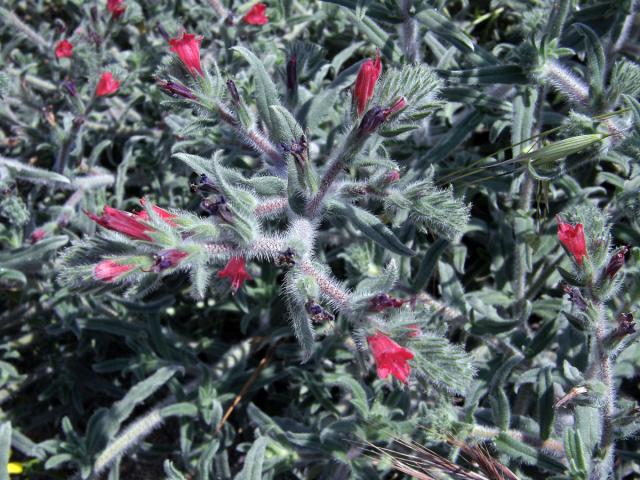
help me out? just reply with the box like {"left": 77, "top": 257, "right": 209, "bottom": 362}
{"left": 0, "top": 157, "right": 70, "bottom": 185}
{"left": 415, "top": 9, "right": 475, "bottom": 53}
{"left": 526, "top": 318, "right": 559, "bottom": 358}
{"left": 86, "top": 367, "right": 179, "bottom": 456}
{"left": 490, "top": 387, "right": 511, "bottom": 431}
{"left": 0, "top": 267, "right": 27, "bottom": 289}
{"left": 325, "top": 374, "right": 370, "bottom": 418}
{"left": 0, "top": 422, "right": 11, "bottom": 480}
{"left": 574, "top": 23, "right": 605, "bottom": 95}
{"left": 340, "top": 9, "right": 403, "bottom": 62}
{"left": 232, "top": 46, "right": 281, "bottom": 135}
{"left": 495, "top": 433, "right": 566, "bottom": 473}
{"left": 413, "top": 238, "right": 449, "bottom": 292}
{"left": 234, "top": 437, "right": 268, "bottom": 480}
{"left": 538, "top": 368, "right": 556, "bottom": 441}
{"left": 329, "top": 201, "right": 415, "bottom": 257}
{"left": 438, "top": 65, "right": 530, "bottom": 85}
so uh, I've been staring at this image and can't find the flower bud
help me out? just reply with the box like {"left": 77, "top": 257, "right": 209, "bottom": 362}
{"left": 157, "top": 80, "right": 196, "bottom": 100}
{"left": 151, "top": 249, "right": 189, "bottom": 272}
{"left": 305, "top": 299, "right": 334, "bottom": 322}
{"left": 605, "top": 245, "right": 628, "bottom": 279}
{"left": 354, "top": 50, "right": 382, "bottom": 115}
{"left": 226, "top": 79, "right": 240, "bottom": 104}
{"left": 562, "top": 284, "right": 587, "bottom": 311}
{"left": 369, "top": 293, "right": 404, "bottom": 312}
{"left": 358, "top": 106, "right": 386, "bottom": 136}
{"left": 62, "top": 79, "right": 77, "bottom": 97}
{"left": 286, "top": 55, "right": 297, "bottom": 95}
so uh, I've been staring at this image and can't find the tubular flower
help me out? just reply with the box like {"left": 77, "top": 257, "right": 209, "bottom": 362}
{"left": 367, "top": 330, "right": 415, "bottom": 383}
{"left": 95, "top": 72, "right": 120, "bottom": 97}
{"left": 557, "top": 216, "right": 587, "bottom": 266}
{"left": 169, "top": 33, "right": 203, "bottom": 77}
{"left": 217, "top": 257, "right": 252, "bottom": 294}
{"left": 354, "top": 50, "right": 382, "bottom": 115}
{"left": 55, "top": 39, "right": 73, "bottom": 59}
{"left": 243, "top": 3, "right": 269, "bottom": 25}
{"left": 138, "top": 198, "right": 177, "bottom": 226}
{"left": 30, "top": 228, "right": 46, "bottom": 244}
{"left": 107, "top": 0, "right": 126, "bottom": 19}
{"left": 95, "top": 260, "right": 134, "bottom": 282}
{"left": 85, "top": 206, "right": 154, "bottom": 241}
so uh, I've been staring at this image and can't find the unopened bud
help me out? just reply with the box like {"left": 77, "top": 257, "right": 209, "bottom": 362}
{"left": 305, "top": 299, "right": 334, "bottom": 323}
{"left": 151, "top": 249, "right": 189, "bottom": 272}
{"left": 226, "top": 79, "right": 240, "bottom": 104}
{"left": 275, "top": 248, "right": 296, "bottom": 267}
{"left": 563, "top": 284, "right": 587, "bottom": 311}
{"left": 286, "top": 55, "right": 297, "bottom": 94}
{"left": 157, "top": 80, "right": 196, "bottom": 100}
{"left": 606, "top": 245, "right": 628, "bottom": 279}
{"left": 358, "top": 106, "right": 386, "bottom": 136}
{"left": 383, "top": 170, "right": 401, "bottom": 184}
{"left": 383, "top": 97, "right": 407, "bottom": 118}
{"left": 62, "top": 79, "right": 77, "bottom": 96}
{"left": 604, "top": 312, "right": 636, "bottom": 351}
{"left": 202, "top": 196, "right": 234, "bottom": 223}
{"left": 155, "top": 21, "right": 170, "bottom": 42}
{"left": 369, "top": 293, "right": 404, "bottom": 312}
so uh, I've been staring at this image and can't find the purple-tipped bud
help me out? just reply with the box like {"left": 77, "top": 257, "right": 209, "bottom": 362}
{"left": 54, "top": 19, "right": 67, "bottom": 34}
{"left": 275, "top": 248, "right": 296, "bottom": 267}
{"left": 226, "top": 79, "right": 240, "bottom": 104}
{"left": 157, "top": 80, "right": 196, "bottom": 100}
{"left": 62, "top": 79, "right": 77, "bottom": 97}
{"left": 369, "top": 293, "right": 404, "bottom": 312}
{"left": 202, "top": 196, "right": 234, "bottom": 223}
{"left": 604, "top": 312, "right": 636, "bottom": 350}
{"left": 197, "top": 174, "right": 219, "bottom": 193}
{"left": 617, "top": 312, "right": 636, "bottom": 335}
{"left": 90, "top": 5, "right": 99, "bottom": 24}
{"left": 606, "top": 245, "right": 629, "bottom": 279}
{"left": 88, "top": 29, "right": 102, "bottom": 47}
{"left": 286, "top": 55, "right": 297, "bottom": 94}
{"left": 305, "top": 299, "right": 334, "bottom": 323}
{"left": 563, "top": 284, "right": 587, "bottom": 311}
{"left": 155, "top": 21, "right": 170, "bottom": 42}
{"left": 358, "top": 106, "right": 386, "bottom": 136}
{"left": 151, "top": 249, "right": 189, "bottom": 272}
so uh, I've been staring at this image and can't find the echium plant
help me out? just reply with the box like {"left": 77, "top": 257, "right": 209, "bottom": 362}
{"left": 59, "top": 27, "right": 474, "bottom": 391}
{"left": 554, "top": 206, "right": 636, "bottom": 480}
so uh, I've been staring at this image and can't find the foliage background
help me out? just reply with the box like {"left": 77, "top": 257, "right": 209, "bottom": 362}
{"left": 0, "top": 0, "right": 639, "bottom": 479}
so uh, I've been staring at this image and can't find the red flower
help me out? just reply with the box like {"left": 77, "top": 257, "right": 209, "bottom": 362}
{"left": 96, "top": 72, "right": 120, "bottom": 97}
{"left": 55, "top": 39, "right": 73, "bottom": 59}
{"left": 169, "top": 33, "right": 203, "bottom": 77}
{"left": 30, "top": 228, "right": 46, "bottom": 243}
{"left": 95, "top": 260, "right": 134, "bottom": 282}
{"left": 217, "top": 257, "right": 252, "bottom": 294}
{"left": 367, "top": 330, "right": 414, "bottom": 383}
{"left": 243, "top": 3, "right": 268, "bottom": 25}
{"left": 138, "top": 198, "right": 177, "bottom": 226}
{"left": 107, "top": 0, "right": 126, "bottom": 19}
{"left": 557, "top": 216, "right": 587, "bottom": 266}
{"left": 86, "top": 206, "right": 154, "bottom": 241}
{"left": 384, "top": 170, "right": 401, "bottom": 184}
{"left": 354, "top": 50, "right": 382, "bottom": 116}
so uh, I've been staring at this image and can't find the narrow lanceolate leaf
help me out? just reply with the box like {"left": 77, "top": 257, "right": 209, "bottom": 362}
{"left": 232, "top": 46, "right": 281, "bottom": 134}
{"left": 574, "top": 23, "right": 606, "bottom": 95}
{"left": 538, "top": 368, "right": 556, "bottom": 441}
{"left": 438, "top": 65, "right": 530, "bottom": 85}
{"left": 86, "top": 367, "right": 179, "bottom": 457}
{"left": 329, "top": 201, "right": 415, "bottom": 256}
{"left": 0, "top": 422, "right": 11, "bottom": 480}
{"left": 413, "top": 238, "right": 448, "bottom": 292}
{"left": 0, "top": 156, "right": 71, "bottom": 185}
{"left": 341, "top": 8, "right": 403, "bottom": 62}
{"left": 283, "top": 271, "right": 316, "bottom": 362}
{"left": 234, "top": 437, "right": 268, "bottom": 480}
{"left": 525, "top": 134, "right": 605, "bottom": 166}
{"left": 415, "top": 9, "right": 475, "bottom": 52}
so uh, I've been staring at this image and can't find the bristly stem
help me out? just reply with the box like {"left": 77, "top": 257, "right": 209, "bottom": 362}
{"left": 401, "top": 0, "right": 420, "bottom": 63}
{"left": 590, "top": 303, "right": 616, "bottom": 480}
